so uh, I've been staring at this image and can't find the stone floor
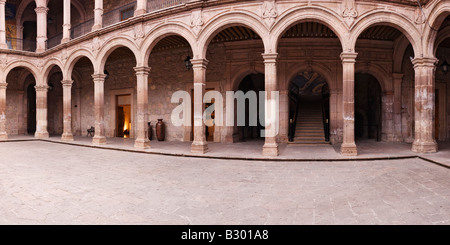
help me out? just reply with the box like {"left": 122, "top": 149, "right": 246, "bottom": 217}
{"left": 1, "top": 140, "right": 450, "bottom": 225}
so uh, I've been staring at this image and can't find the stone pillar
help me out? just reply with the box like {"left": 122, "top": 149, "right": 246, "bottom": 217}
{"left": 92, "top": 74, "right": 107, "bottom": 145}
{"left": 393, "top": 73, "right": 403, "bottom": 141}
{"left": 340, "top": 52, "right": 358, "bottom": 156}
{"left": 61, "top": 0, "right": 71, "bottom": 43}
{"left": 135, "top": 0, "right": 147, "bottom": 16}
{"left": 0, "top": 82, "right": 7, "bottom": 140}
{"left": 61, "top": 80, "right": 74, "bottom": 141}
{"left": 191, "top": 59, "right": 209, "bottom": 154}
{"left": 279, "top": 89, "right": 289, "bottom": 143}
{"left": 35, "top": 4, "right": 48, "bottom": 53}
{"left": 412, "top": 57, "right": 438, "bottom": 153}
{"left": 262, "top": 53, "right": 279, "bottom": 156}
{"left": 134, "top": 66, "right": 150, "bottom": 149}
{"left": 92, "top": 0, "right": 103, "bottom": 31}
{"left": 0, "top": 0, "right": 7, "bottom": 49}
{"left": 381, "top": 91, "right": 394, "bottom": 141}
{"left": 34, "top": 85, "right": 49, "bottom": 138}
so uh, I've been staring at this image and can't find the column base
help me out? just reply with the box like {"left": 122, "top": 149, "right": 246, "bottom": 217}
{"left": 263, "top": 143, "right": 279, "bottom": 157}
{"left": 134, "top": 9, "right": 146, "bottom": 16}
{"left": 191, "top": 141, "right": 208, "bottom": 154}
{"left": 92, "top": 135, "right": 107, "bottom": 145}
{"left": 412, "top": 140, "right": 438, "bottom": 153}
{"left": 0, "top": 43, "right": 7, "bottom": 49}
{"left": 0, "top": 132, "right": 8, "bottom": 140}
{"left": 341, "top": 143, "right": 358, "bottom": 156}
{"left": 61, "top": 38, "right": 70, "bottom": 44}
{"left": 92, "top": 24, "right": 102, "bottom": 31}
{"left": 134, "top": 138, "right": 150, "bottom": 149}
{"left": 35, "top": 131, "right": 49, "bottom": 139}
{"left": 35, "top": 47, "right": 45, "bottom": 53}
{"left": 61, "top": 133, "right": 74, "bottom": 142}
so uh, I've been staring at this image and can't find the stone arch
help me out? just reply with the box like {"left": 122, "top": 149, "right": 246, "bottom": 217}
{"left": 230, "top": 64, "right": 265, "bottom": 92}
{"left": 355, "top": 64, "right": 391, "bottom": 92}
{"left": 197, "top": 11, "right": 270, "bottom": 58}
{"left": 96, "top": 37, "right": 140, "bottom": 73}
{"left": 423, "top": 1, "right": 450, "bottom": 57}
{"left": 3, "top": 61, "right": 39, "bottom": 85}
{"left": 42, "top": 58, "right": 64, "bottom": 84}
{"left": 64, "top": 48, "right": 96, "bottom": 79}
{"left": 433, "top": 26, "right": 450, "bottom": 55}
{"left": 141, "top": 23, "right": 197, "bottom": 66}
{"left": 285, "top": 62, "right": 336, "bottom": 92}
{"left": 270, "top": 6, "right": 348, "bottom": 52}
{"left": 393, "top": 35, "right": 411, "bottom": 73}
{"left": 349, "top": 10, "right": 422, "bottom": 56}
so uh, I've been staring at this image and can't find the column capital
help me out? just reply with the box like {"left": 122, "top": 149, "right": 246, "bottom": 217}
{"left": 35, "top": 7, "right": 49, "bottom": 14}
{"left": 61, "top": 80, "right": 74, "bottom": 86}
{"left": 411, "top": 57, "right": 438, "bottom": 69}
{"left": 0, "top": 0, "right": 6, "bottom": 5}
{"left": 0, "top": 83, "right": 7, "bottom": 89}
{"left": 134, "top": 66, "right": 151, "bottom": 75}
{"left": 35, "top": 85, "right": 49, "bottom": 92}
{"left": 262, "top": 53, "right": 278, "bottom": 63}
{"left": 91, "top": 74, "right": 107, "bottom": 82}
{"left": 191, "top": 59, "right": 209, "bottom": 69}
{"left": 340, "top": 52, "right": 358, "bottom": 63}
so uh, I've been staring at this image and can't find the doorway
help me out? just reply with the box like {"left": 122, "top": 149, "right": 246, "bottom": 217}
{"left": 116, "top": 94, "right": 131, "bottom": 138}
{"left": 355, "top": 73, "right": 382, "bottom": 141}
{"left": 27, "top": 84, "right": 36, "bottom": 135}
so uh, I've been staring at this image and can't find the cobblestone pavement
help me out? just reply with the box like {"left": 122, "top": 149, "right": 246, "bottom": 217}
{"left": 1, "top": 141, "right": 449, "bottom": 225}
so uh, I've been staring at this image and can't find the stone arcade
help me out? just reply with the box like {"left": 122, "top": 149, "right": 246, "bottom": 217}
{"left": 0, "top": 0, "right": 449, "bottom": 157}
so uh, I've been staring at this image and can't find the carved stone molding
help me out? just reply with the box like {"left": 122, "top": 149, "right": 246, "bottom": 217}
{"left": 261, "top": 0, "right": 277, "bottom": 29}
{"left": 342, "top": 0, "right": 358, "bottom": 27}
{"left": 190, "top": 10, "right": 204, "bottom": 35}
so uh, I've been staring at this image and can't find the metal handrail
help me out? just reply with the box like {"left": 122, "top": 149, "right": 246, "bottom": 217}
{"left": 5, "top": 37, "right": 36, "bottom": 52}
{"left": 147, "top": 0, "right": 188, "bottom": 12}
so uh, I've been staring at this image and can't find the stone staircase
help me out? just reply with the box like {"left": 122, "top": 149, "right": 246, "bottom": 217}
{"left": 290, "top": 103, "right": 328, "bottom": 145}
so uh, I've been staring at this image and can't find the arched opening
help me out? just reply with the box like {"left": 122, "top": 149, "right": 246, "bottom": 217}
{"left": 434, "top": 15, "right": 450, "bottom": 144}
{"left": 204, "top": 25, "right": 265, "bottom": 143}
{"left": 288, "top": 71, "right": 330, "bottom": 144}
{"left": 147, "top": 34, "right": 193, "bottom": 142}
{"left": 355, "top": 73, "right": 382, "bottom": 141}
{"left": 235, "top": 73, "right": 265, "bottom": 142}
{"left": 277, "top": 21, "right": 342, "bottom": 144}
{"left": 46, "top": 0, "right": 83, "bottom": 48}
{"left": 46, "top": 66, "right": 64, "bottom": 136}
{"left": 70, "top": 56, "right": 94, "bottom": 137}
{"left": 103, "top": 47, "right": 137, "bottom": 139}
{"left": 355, "top": 24, "right": 412, "bottom": 144}
{"left": 5, "top": 67, "right": 36, "bottom": 136}
{"left": 18, "top": 1, "right": 37, "bottom": 51}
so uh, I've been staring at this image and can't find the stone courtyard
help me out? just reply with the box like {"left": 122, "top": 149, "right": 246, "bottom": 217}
{"left": 1, "top": 140, "right": 449, "bottom": 225}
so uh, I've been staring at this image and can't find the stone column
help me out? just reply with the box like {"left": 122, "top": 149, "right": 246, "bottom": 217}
{"left": 135, "top": 0, "right": 147, "bottom": 16}
{"left": 134, "top": 66, "right": 150, "bottom": 149}
{"left": 191, "top": 59, "right": 209, "bottom": 154}
{"left": 61, "top": 80, "right": 74, "bottom": 141}
{"left": 0, "top": 0, "right": 7, "bottom": 49}
{"left": 92, "top": 74, "right": 107, "bottom": 145}
{"left": 393, "top": 73, "right": 403, "bottom": 141}
{"left": 262, "top": 53, "right": 279, "bottom": 156}
{"left": 61, "top": 0, "right": 71, "bottom": 43}
{"left": 0, "top": 82, "right": 7, "bottom": 140}
{"left": 35, "top": 4, "right": 48, "bottom": 53}
{"left": 412, "top": 57, "right": 438, "bottom": 153}
{"left": 92, "top": 0, "right": 103, "bottom": 31}
{"left": 340, "top": 52, "right": 358, "bottom": 156}
{"left": 381, "top": 91, "right": 394, "bottom": 141}
{"left": 34, "top": 85, "right": 49, "bottom": 138}
{"left": 279, "top": 89, "right": 289, "bottom": 143}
